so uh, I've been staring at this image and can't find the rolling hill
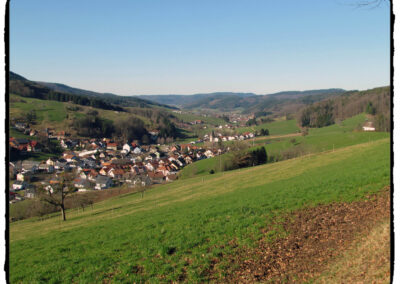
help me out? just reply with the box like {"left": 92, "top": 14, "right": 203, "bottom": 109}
{"left": 9, "top": 71, "right": 175, "bottom": 110}
{"left": 137, "top": 89, "right": 346, "bottom": 112}
{"left": 137, "top": 92, "right": 257, "bottom": 107}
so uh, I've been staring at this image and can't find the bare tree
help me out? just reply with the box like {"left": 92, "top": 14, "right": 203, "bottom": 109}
{"left": 354, "top": 0, "right": 387, "bottom": 8}
{"left": 38, "top": 172, "right": 76, "bottom": 221}
{"left": 340, "top": 0, "right": 389, "bottom": 9}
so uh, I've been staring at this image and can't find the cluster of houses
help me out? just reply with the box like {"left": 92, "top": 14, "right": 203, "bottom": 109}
{"left": 10, "top": 123, "right": 69, "bottom": 156}
{"left": 9, "top": 121, "right": 258, "bottom": 204}
{"left": 226, "top": 114, "right": 255, "bottom": 125}
{"left": 9, "top": 139, "right": 224, "bottom": 203}
{"left": 9, "top": 138, "right": 41, "bottom": 152}
{"left": 204, "top": 132, "right": 255, "bottom": 143}
{"left": 13, "top": 122, "right": 68, "bottom": 139}
{"left": 190, "top": 120, "right": 204, "bottom": 125}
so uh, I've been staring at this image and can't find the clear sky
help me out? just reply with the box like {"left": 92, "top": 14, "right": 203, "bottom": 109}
{"left": 10, "top": 0, "right": 390, "bottom": 95}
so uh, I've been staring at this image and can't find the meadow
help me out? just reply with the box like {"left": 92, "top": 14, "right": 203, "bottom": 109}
{"left": 10, "top": 94, "right": 67, "bottom": 124}
{"left": 173, "top": 112, "right": 227, "bottom": 126}
{"left": 9, "top": 138, "right": 390, "bottom": 283}
{"left": 180, "top": 114, "right": 389, "bottom": 178}
{"left": 263, "top": 114, "right": 388, "bottom": 158}
{"left": 234, "top": 119, "right": 300, "bottom": 135}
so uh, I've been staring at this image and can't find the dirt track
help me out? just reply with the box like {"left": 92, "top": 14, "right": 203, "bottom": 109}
{"left": 217, "top": 186, "right": 390, "bottom": 283}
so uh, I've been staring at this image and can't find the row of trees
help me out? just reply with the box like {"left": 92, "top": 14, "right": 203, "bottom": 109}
{"left": 224, "top": 146, "right": 267, "bottom": 171}
{"left": 158, "top": 117, "right": 179, "bottom": 139}
{"left": 114, "top": 117, "right": 149, "bottom": 142}
{"left": 73, "top": 114, "right": 115, "bottom": 138}
{"left": 72, "top": 114, "right": 150, "bottom": 143}
{"left": 246, "top": 118, "right": 257, "bottom": 126}
{"left": 258, "top": 128, "right": 270, "bottom": 136}
{"left": 300, "top": 101, "right": 335, "bottom": 128}
{"left": 72, "top": 113, "right": 180, "bottom": 143}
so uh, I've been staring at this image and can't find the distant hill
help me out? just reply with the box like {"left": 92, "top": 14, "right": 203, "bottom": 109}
{"left": 138, "top": 89, "right": 346, "bottom": 113}
{"left": 9, "top": 71, "right": 175, "bottom": 111}
{"left": 244, "top": 88, "right": 346, "bottom": 114}
{"left": 37, "top": 80, "right": 176, "bottom": 109}
{"left": 137, "top": 92, "right": 257, "bottom": 107}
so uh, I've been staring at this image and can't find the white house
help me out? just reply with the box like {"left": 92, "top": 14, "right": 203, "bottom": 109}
{"left": 95, "top": 176, "right": 113, "bottom": 190}
{"left": 74, "top": 178, "right": 93, "bottom": 191}
{"left": 363, "top": 122, "right": 376, "bottom": 132}
{"left": 12, "top": 181, "right": 27, "bottom": 191}
{"left": 205, "top": 150, "right": 214, "bottom": 158}
{"left": 78, "top": 149, "right": 98, "bottom": 157}
{"left": 38, "top": 164, "right": 55, "bottom": 173}
{"left": 25, "top": 187, "right": 37, "bottom": 198}
{"left": 133, "top": 175, "right": 151, "bottom": 187}
{"left": 16, "top": 173, "right": 28, "bottom": 182}
{"left": 123, "top": 143, "right": 132, "bottom": 153}
{"left": 46, "top": 158, "right": 56, "bottom": 166}
{"left": 145, "top": 162, "right": 155, "bottom": 172}
{"left": 21, "top": 160, "right": 40, "bottom": 173}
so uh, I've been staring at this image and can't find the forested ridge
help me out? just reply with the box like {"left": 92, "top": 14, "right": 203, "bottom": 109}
{"left": 299, "top": 86, "right": 390, "bottom": 131}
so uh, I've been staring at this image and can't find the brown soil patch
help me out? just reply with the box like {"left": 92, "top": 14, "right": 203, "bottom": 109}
{"left": 219, "top": 186, "right": 390, "bottom": 283}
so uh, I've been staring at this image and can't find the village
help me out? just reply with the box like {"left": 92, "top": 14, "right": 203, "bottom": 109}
{"left": 9, "top": 122, "right": 258, "bottom": 203}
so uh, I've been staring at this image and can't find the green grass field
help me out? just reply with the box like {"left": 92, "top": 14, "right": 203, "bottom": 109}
{"left": 173, "top": 112, "right": 227, "bottom": 126}
{"left": 9, "top": 128, "right": 32, "bottom": 140}
{"left": 262, "top": 114, "right": 388, "bottom": 158}
{"left": 179, "top": 153, "right": 235, "bottom": 179}
{"left": 10, "top": 137, "right": 390, "bottom": 283}
{"left": 10, "top": 94, "right": 68, "bottom": 123}
{"left": 235, "top": 119, "right": 300, "bottom": 135}
{"left": 9, "top": 94, "right": 155, "bottom": 133}
{"left": 180, "top": 114, "right": 387, "bottom": 178}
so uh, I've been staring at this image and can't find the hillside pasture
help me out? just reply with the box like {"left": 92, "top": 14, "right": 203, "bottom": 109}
{"left": 9, "top": 94, "right": 155, "bottom": 134}
{"left": 173, "top": 112, "right": 227, "bottom": 126}
{"left": 10, "top": 94, "right": 67, "bottom": 123}
{"left": 234, "top": 119, "right": 300, "bottom": 135}
{"left": 180, "top": 114, "right": 388, "bottom": 178}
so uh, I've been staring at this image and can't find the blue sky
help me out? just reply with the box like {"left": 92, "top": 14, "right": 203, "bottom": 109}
{"left": 10, "top": 0, "right": 390, "bottom": 95}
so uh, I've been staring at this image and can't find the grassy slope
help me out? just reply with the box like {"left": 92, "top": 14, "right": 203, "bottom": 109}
{"left": 9, "top": 94, "right": 153, "bottom": 132}
{"left": 180, "top": 119, "right": 301, "bottom": 178}
{"left": 180, "top": 114, "right": 388, "bottom": 179}
{"left": 10, "top": 138, "right": 390, "bottom": 283}
{"left": 179, "top": 153, "right": 234, "bottom": 178}
{"left": 9, "top": 128, "right": 32, "bottom": 140}
{"left": 263, "top": 113, "right": 388, "bottom": 156}
{"left": 10, "top": 95, "right": 67, "bottom": 124}
{"left": 235, "top": 119, "right": 299, "bottom": 135}
{"left": 173, "top": 112, "right": 227, "bottom": 126}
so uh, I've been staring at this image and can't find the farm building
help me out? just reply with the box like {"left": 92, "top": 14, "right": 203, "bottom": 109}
{"left": 363, "top": 121, "right": 376, "bottom": 132}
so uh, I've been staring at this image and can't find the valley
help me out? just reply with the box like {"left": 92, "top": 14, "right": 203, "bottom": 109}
{"left": 8, "top": 72, "right": 391, "bottom": 283}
